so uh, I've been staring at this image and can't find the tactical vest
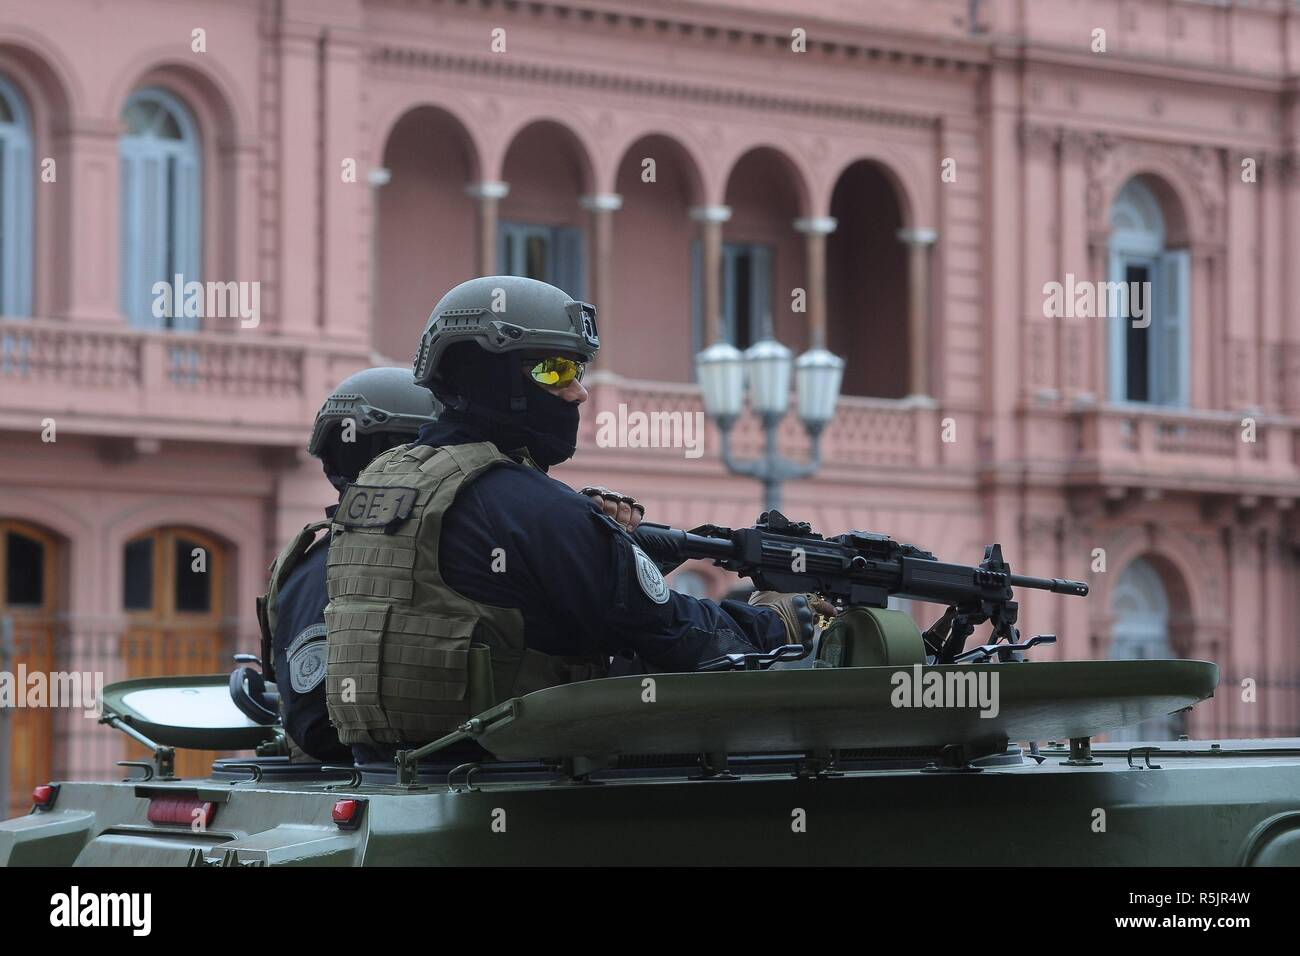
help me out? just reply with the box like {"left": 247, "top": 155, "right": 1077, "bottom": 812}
{"left": 324, "top": 441, "right": 606, "bottom": 746}
{"left": 257, "top": 518, "right": 331, "bottom": 684}
{"left": 256, "top": 518, "right": 331, "bottom": 762}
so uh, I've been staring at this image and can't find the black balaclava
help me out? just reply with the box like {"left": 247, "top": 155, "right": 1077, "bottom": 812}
{"left": 435, "top": 342, "right": 580, "bottom": 469}
{"left": 321, "top": 430, "right": 408, "bottom": 495}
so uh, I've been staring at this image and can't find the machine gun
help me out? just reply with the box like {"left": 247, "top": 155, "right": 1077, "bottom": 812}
{"left": 632, "top": 510, "right": 1088, "bottom": 664}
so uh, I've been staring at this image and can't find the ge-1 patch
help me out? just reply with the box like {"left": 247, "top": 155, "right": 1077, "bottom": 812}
{"left": 335, "top": 485, "right": 419, "bottom": 530}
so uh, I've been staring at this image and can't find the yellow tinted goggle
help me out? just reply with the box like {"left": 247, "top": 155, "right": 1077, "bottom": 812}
{"left": 529, "top": 356, "right": 585, "bottom": 387}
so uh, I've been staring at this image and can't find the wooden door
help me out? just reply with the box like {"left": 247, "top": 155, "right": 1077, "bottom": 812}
{"left": 122, "top": 527, "right": 226, "bottom": 777}
{"left": 1, "top": 520, "right": 59, "bottom": 818}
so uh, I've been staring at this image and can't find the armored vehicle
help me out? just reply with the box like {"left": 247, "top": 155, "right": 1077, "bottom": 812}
{"left": 4, "top": 514, "right": 1299, "bottom": 866}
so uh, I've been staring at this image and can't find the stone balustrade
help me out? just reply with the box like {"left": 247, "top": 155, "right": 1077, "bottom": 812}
{"left": 1068, "top": 403, "right": 1299, "bottom": 497}
{"left": 0, "top": 318, "right": 363, "bottom": 446}
{"left": 579, "top": 377, "right": 941, "bottom": 475}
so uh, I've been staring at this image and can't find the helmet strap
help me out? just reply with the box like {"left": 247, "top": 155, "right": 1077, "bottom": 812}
{"left": 509, "top": 355, "right": 528, "bottom": 413}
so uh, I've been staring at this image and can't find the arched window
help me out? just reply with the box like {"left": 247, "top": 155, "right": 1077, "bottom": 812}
{"left": 119, "top": 88, "right": 201, "bottom": 330}
{"left": 1, "top": 519, "right": 61, "bottom": 817}
{"left": 1110, "top": 557, "right": 1184, "bottom": 741}
{"left": 122, "top": 526, "right": 226, "bottom": 777}
{"left": 0, "top": 74, "right": 33, "bottom": 317}
{"left": 1108, "top": 178, "right": 1189, "bottom": 406}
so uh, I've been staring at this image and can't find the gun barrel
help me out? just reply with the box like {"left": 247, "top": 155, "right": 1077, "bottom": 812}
{"left": 1007, "top": 573, "right": 1089, "bottom": 597}
{"left": 634, "top": 522, "right": 1091, "bottom": 601}
{"left": 633, "top": 523, "right": 736, "bottom": 563}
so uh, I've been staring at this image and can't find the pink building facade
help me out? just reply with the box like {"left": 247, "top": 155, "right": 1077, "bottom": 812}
{"left": 2, "top": 0, "right": 1300, "bottom": 811}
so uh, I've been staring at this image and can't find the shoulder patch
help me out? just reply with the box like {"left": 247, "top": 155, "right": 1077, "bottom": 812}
{"left": 633, "top": 545, "right": 670, "bottom": 605}
{"left": 335, "top": 484, "right": 419, "bottom": 531}
{"left": 287, "top": 623, "right": 329, "bottom": 694}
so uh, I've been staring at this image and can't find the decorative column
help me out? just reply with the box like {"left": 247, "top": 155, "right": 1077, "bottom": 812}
{"left": 223, "top": 137, "right": 262, "bottom": 295}
{"left": 277, "top": 22, "right": 323, "bottom": 336}
{"left": 689, "top": 205, "right": 731, "bottom": 344}
{"left": 56, "top": 119, "right": 122, "bottom": 321}
{"left": 1284, "top": 152, "right": 1300, "bottom": 414}
{"left": 320, "top": 24, "right": 367, "bottom": 345}
{"left": 1018, "top": 122, "right": 1060, "bottom": 399}
{"left": 792, "top": 216, "right": 836, "bottom": 349}
{"left": 1189, "top": 240, "right": 1219, "bottom": 410}
{"left": 1058, "top": 130, "right": 1095, "bottom": 400}
{"left": 1262, "top": 153, "right": 1291, "bottom": 411}
{"left": 896, "top": 227, "right": 938, "bottom": 397}
{"left": 367, "top": 167, "right": 390, "bottom": 346}
{"left": 579, "top": 193, "right": 622, "bottom": 364}
{"left": 464, "top": 181, "right": 510, "bottom": 276}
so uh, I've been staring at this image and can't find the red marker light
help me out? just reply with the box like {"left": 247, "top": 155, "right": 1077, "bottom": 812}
{"left": 332, "top": 798, "right": 365, "bottom": 830}
{"left": 147, "top": 796, "right": 216, "bottom": 829}
{"left": 32, "top": 784, "right": 58, "bottom": 810}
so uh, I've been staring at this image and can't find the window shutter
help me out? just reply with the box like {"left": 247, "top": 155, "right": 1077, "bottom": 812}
{"left": 751, "top": 244, "right": 773, "bottom": 341}
{"left": 1106, "top": 250, "right": 1125, "bottom": 402}
{"left": 0, "top": 138, "right": 11, "bottom": 314}
{"left": 690, "top": 237, "right": 702, "bottom": 356}
{"left": 172, "top": 150, "right": 202, "bottom": 331}
{"left": 1157, "top": 249, "right": 1190, "bottom": 406}
{"left": 554, "top": 226, "right": 584, "bottom": 299}
{"left": 14, "top": 128, "right": 32, "bottom": 317}
{"left": 498, "top": 222, "right": 513, "bottom": 275}
{"left": 119, "top": 142, "right": 143, "bottom": 325}
{"left": 0, "top": 129, "right": 33, "bottom": 317}
{"left": 141, "top": 151, "right": 167, "bottom": 329}
{"left": 121, "top": 144, "right": 171, "bottom": 330}
{"left": 721, "top": 244, "right": 738, "bottom": 345}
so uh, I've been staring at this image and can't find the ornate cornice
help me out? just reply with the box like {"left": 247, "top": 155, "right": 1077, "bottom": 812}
{"left": 370, "top": 46, "right": 941, "bottom": 130}
{"left": 376, "top": 0, "right": 987, "bottom": 72}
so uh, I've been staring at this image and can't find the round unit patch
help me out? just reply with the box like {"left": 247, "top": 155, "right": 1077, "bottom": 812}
{"left": 286, "top": 623, "right": 329, "bottom": 694}
{"left": 633, "top": 546, "right": 670, "bottom": 604}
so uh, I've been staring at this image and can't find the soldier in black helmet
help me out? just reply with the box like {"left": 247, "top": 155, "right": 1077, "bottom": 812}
{"left": 255, "top": 366, "right": 438, "bottom": 763}
{"left": 324, "top": 276, "right": 832, "bottom": 758}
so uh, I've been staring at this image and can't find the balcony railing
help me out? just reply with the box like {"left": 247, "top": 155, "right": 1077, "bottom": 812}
{"left": 0, "top": 318, "right": 363, "bottom": 446}
{"left": 579, "top": 378, "right": 942, "bottom": 473}
{"left": 1066, "top": 403, "right": 1298, "bottom": 494}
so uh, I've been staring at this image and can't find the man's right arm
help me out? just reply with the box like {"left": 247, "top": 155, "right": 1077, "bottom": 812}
{"left": 439, "top": 465, "right": 791, "bottom": 671}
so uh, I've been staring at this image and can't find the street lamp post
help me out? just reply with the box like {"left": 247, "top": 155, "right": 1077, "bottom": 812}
{"left": 696, "top": 337, "right": 845, "bottom": 512}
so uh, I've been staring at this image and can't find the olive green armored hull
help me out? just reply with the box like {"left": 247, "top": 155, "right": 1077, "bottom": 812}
{"left": 6, "top": 659, "right": 1300, "bottom": 866}
{"left": 463, "top": 659, "right": 1217, "bottom": 759}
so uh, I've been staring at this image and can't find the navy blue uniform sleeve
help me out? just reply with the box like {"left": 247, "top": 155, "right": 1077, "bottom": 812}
{"left": 438, "top": 464, "right": 786, "bottom": 670}
{"left": 271, "top": 543, "right": 351, "bottom": 764}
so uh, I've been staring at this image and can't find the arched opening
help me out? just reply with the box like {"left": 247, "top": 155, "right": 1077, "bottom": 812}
{"left": 374, "top": 106, "right": 478, "bottom": 363}
{"left": 1109, "top": 555, "right": 1188, "bottom": 741}
{"left": 826, "top": 160, "right": 910, "bottom": 397}
{"left": 0, "top": 73, "right": 33, "bottom": 317}
{"left": 613, "top": 134, "right": 703, "bottom": 381}
{"left": 1108, "top": 175, "right": 1190, "bottom": 406}
{"left": 0, "top": 519, "right": 64, "bottom": 817}
{"left": 715, "top": 147, "right": 808, "bottom": 354}
{"left": 119, "top": 87, "right": 202, "bottom": 330}
{"left": 0, "top": 42, "right": 74, "bottom": 319}
{"left": 121, "top": 526, "right": 229, "bottom": 776}
{"left": 499, "top": 121, "right": 592, "bottom": 298}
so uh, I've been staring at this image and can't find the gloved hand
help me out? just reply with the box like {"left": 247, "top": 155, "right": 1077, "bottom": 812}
{"left": 580, "top": 485, "right": 646, "bottom": 533}
{"left": 747, "top": 591, "right": 838, "bottom": 646}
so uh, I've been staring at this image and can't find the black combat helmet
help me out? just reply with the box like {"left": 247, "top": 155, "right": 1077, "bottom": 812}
{"left": 308, "top": 366, "right": 439, "bottom": 487}
{"left": 413, "top": 275, "right": 599, "bottom": 395}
